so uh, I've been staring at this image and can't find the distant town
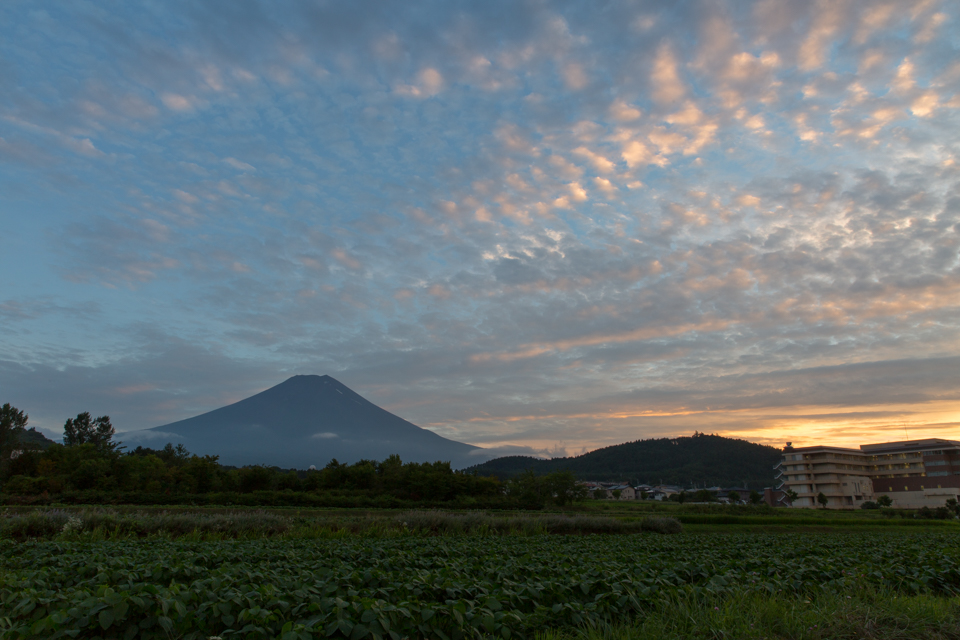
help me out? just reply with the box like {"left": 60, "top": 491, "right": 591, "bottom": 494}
{"left": 578, "top": 437, "right": 960, "bottom": 513}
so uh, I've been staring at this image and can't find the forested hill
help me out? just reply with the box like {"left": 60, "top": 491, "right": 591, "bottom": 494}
{"left": 17, "top": 428, "right": 57, "bottom": 450}
{"left": 464, "top": 434, "right": 783, "bottom": 489}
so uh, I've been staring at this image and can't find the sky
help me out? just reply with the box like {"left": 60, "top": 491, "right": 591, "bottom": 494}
{"left": 1, "top": 0, "right": 959, "bottom": 458}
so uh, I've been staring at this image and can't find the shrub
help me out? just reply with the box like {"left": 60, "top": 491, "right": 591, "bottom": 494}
{"left": 1, "top": 475, "right": 48, "bottom": 495}
{"left": 641, "top": 516, "right": 683, "bottom": 534}
{"left": 238, "top": 466, "right": 274, "bottom": 493}
{"left": 0, "top": 509, "right": 70, "bottom": 540}
{"left": 0, "top": 508, "right": 293, "bottom": 540}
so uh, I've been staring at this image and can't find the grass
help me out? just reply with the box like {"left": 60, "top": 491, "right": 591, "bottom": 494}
{"left": 536, "top": 588, "right": 960, "bottom": 640}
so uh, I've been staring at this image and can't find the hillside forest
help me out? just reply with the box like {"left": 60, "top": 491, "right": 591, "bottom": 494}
{"left": 464, "top": 433, "right": 782, "bottom": 488}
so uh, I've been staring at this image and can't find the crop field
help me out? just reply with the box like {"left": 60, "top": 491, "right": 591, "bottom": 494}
{"left": 2, "top": 531, "right": 959, "bottom": 639}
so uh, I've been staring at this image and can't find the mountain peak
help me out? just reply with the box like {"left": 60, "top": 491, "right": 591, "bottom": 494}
{"left": 281, "top": 373, "right": 336, "bottom": 383}
{"left": 279, "top": 374, "right": 351, "bottom": 390}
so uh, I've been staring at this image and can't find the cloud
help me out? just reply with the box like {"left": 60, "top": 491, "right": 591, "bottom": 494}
{"left": 395, "top": 68, "right": 444, "bottom": 97}
{"left": 914, "top": 11, "right": 948, "bottom": 44}
{"left": 562, "top": 63, "right": 589, "bottom": 90}
{"left": 650, "top": 42, "right": 686, "bottom": 104}
{"left": 609, "top": 100, "right": 641, "bottom": 122}
{"left": 0, "top": 329, "right": 278, "bottom": 435}
{"left": 798, "top": 0, "right": 849, "bottom": 71}
{"left": 160, "top": 93, "right": 195, "bottom": 111}
{"left": 122, "top": 429, "right": 184, "bottom": 443}
{"left": 572, "top": 146, "right": 614, "bottom": 173}
{"left": 224, "top": 157, "right": 256, "bottom": 172}
{"left": 621, "top": 140, "right": 652, "bottom": 167}
{"left": 593, "top": 177, "right": 617, "bottom": 197}
{"left": 2, "top": 0, "right": 959, "bottom": 459}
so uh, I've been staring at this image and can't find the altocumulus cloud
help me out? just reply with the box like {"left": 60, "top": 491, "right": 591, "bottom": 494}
{"left": 0, "top": 0, "right": 958, "bottom": 455}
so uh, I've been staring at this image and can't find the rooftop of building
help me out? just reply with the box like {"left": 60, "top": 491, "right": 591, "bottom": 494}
{"left": 783, "top": 444, "right": 861, "bottom": 454}
{"left": 859, "top": 438, "right": 960, "bottom": 453}
{"left": 783, "top": 438, "right": 960, "bottom": 455}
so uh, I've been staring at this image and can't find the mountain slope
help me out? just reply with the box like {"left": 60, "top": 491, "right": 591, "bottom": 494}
{"left": 17, "top": 427, "right": 57, "bottom": 450}
{"left": 464, "top": 434, "right": 782, "bottom": 488}
{"left": 127, "top": 375, "right": 486, "bottom": 469}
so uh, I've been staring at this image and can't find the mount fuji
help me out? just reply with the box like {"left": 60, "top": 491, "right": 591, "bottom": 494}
{"left": 129, "top": 375, "right": 487, "bottom": 469}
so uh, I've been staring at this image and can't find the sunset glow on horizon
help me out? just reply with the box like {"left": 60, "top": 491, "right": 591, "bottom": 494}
{"left": 1, "top": 1, "right": 959, "bottom": 458}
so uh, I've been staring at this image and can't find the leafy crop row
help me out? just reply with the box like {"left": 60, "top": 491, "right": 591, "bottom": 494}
{"left": 1, "top": 532, "right": 959, "bottom": 639}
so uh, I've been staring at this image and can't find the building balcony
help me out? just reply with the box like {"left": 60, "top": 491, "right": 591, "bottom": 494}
{"left": 806, "top": 464, "right": 871, "bottom": 474}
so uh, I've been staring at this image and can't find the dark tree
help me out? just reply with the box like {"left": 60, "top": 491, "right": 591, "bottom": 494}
{"left": 159, "top": 443, "right": 191, "bottom": 466}
{"left": 238, "top": 465, "right": 275, "bottom": 493}
{"left": 0, "top": 403, "right": 29, "bottom": 467}
{"left": 749, "top": 490, "right": 763, "bottom": 505}
{"left": 540, "top": 470, "right": 584, "bottom": 505}
{"left": 182, "top": 454, "right": 221, "bottom": 493}
{"left": 693, "top": 488, "right": 715, "bottom": 502}
{"left": 876, "top": 495, "right": 893, "bottom": 507}
{"left": 277, "top": 470, "right": 302, "bottom": 492}
{"left": 63, "top": 412, "right": 120, "bottom": 453}
{"left": 817, "top": 491, "right": 828, "bottom": 508}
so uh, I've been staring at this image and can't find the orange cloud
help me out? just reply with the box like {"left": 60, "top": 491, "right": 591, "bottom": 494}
{"left": 471, "top": 319, "right": 732, "bottom": 362}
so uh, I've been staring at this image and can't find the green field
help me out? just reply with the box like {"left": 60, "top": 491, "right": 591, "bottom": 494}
{"left": 1, "top": 509, "right": 958, "bottom": 640}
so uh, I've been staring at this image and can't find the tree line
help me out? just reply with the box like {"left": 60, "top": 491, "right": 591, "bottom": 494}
{"left": 0, "top": 403, "right": 583, "bottom": 508}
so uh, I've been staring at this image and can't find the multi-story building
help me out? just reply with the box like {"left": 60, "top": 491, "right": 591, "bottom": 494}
{"left": 775, "top": 438, "right": 960, "bottom": 509}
